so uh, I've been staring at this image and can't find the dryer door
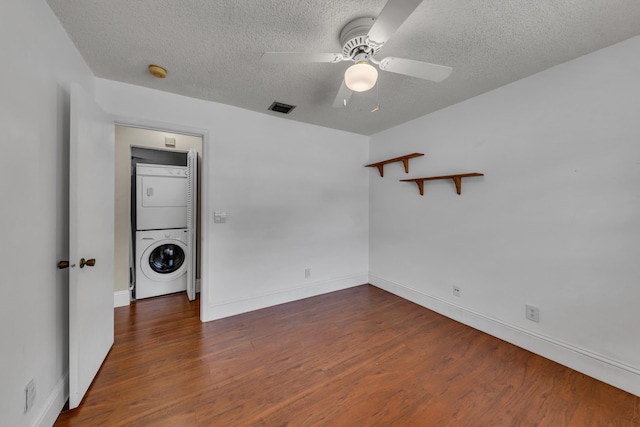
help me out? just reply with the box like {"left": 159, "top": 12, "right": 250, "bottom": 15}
{"left": 139, "top": 175, "right": 187, "bottom": 208}
{"left": 136, "top": 167, "right": 188, "bottom": 230}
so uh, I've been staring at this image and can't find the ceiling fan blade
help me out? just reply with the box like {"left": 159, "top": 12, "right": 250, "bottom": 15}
{"left": 332, "top": 80, "right": 353, "bottom": 108}
{"left": 379, "top": 57, "right": 452, "bottom": 82}
{"left": 262, "top": 52, "right": 345, "bottom": 64}
{"left": 367, "top": 0, "right": 424, "bottom": 46}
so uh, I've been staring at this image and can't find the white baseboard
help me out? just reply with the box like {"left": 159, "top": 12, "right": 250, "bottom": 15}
{"left": 202, "top": 274, "right": 368, "bottom": 321}
{"left": 113, "top": 290, "right": 130, "bottom": 308}
{"left": 36, "top": 373, "right": 68, "bottom": 427}
{"left": 369, "top": 274, "right": 640, "bottom": 397}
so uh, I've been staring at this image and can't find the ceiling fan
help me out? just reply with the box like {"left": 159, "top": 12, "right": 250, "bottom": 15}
{"left": 262, "top": 0, "right": 452, "bottom": 108}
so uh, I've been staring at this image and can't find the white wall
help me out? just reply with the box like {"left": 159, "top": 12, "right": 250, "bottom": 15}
{"left": 96, "top": 79, "right": 370, "bottom": 321}
{"left": 0, "top": 1, "right": 96, "bottom": 426}
{"left": 369, "top": 35, "right": 640, "bottom": 396}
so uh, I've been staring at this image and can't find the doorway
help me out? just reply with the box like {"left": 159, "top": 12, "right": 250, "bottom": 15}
{"left": 114, "top": 125, "right": 203, "bottom": 305}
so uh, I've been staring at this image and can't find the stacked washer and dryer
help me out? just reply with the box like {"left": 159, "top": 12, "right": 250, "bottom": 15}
{"left": 135, "top": 162, "right": 194, "bottom": 300}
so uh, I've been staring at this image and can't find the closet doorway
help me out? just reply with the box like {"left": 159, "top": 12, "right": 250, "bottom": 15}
{"left": 114, "top": 125, "right": 203, "bottom": 305}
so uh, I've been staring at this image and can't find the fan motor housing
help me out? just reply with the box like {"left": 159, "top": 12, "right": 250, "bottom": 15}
{"left": 339, "top": 17, "right": 379, "bottom": 60}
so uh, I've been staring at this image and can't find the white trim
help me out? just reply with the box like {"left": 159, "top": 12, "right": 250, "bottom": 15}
{"left": 36, "top": 373, "right": 68, "bottom": 427}
{"left": 198, "top": 131, "right": 210, "bottom": 322}
{"left": 202, "top": 274, "right": 368, "bottom": 321}
{"left": 113, "top": 290, "right": 130, "bottom": 308}
{"left": 369, "top": 274, "right": 640, "bottom": 397}
{"left": 112, "top": 119, "right": 208, "bottom": 139}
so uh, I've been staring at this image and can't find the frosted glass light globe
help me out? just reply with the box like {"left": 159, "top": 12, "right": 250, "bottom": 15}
{"left": 344, "top": 62, "right": 378, "bottom": 92}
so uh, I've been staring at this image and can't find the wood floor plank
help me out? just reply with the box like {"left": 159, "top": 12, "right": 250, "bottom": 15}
{"left": 55, "top": 285, "right": 640, "bottom": 426}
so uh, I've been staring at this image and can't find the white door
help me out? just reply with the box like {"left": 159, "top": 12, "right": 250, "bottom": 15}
{"left": 68, "top": 84, "right": 115, "bottom": 409}
{"left": 186, "top": 148, "right": 198, "bottom": 301}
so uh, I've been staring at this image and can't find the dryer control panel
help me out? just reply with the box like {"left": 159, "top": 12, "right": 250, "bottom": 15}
{"left": 137, "top": 164, "right": 187, "bottom": 177}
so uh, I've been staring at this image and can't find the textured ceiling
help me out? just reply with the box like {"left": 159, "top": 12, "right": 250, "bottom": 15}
{"left": 46, "top": 0, "right": 640, "bottom": 135}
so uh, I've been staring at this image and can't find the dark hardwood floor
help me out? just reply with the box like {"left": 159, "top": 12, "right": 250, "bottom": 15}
{"left": 55, "top": 285, "right": 639, "bottom": 426}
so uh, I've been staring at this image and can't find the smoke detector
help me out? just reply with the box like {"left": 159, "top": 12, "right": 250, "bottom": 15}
{"left": 148, "top": 64, "right": 167, "bottom": 79}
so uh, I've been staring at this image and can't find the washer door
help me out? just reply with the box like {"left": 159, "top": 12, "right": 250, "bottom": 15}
{"left": 140, "top": 239, "right": 187, "bottom": 282}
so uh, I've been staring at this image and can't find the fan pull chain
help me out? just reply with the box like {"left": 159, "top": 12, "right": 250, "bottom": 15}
{"left": 371, "top": 78, "right": 381, "bottom": 112}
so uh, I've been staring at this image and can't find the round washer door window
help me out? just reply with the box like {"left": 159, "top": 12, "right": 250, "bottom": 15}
{"left": 148, "top": 244, "right": 185, "bottom": 274}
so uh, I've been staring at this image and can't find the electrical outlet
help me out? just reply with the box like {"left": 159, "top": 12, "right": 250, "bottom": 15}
{"left": 526, "top": 304, "right": 540, "bottom": 322}
{"left": 452, "top": 285, "right": 461, "bottom": 297}
{"left": 304, "top": 268, "right": 311, "bottom": 279}
{"left": 25, "top": 379, "right": 36, "bottom": 413}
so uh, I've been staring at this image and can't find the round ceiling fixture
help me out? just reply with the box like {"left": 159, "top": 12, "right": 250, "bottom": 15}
{"left": 344, "top": 62, "right": 378, "bottom": 92}
{"left": 148, "top": 64, "right": 167, "bottom": 79}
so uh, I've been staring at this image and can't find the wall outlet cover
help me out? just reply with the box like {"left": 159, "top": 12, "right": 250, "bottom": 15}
{"left": 25, "top": 379, "right": 36, "bottom": 413}
{"left": 526, "top": 304, "right": 540, "bottom": 322}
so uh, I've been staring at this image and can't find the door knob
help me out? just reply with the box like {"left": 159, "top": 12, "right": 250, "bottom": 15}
{"left": 80, "top": 258, "right": 96, "bottom": 268}
{"left": 58, "top": 260, "right": 78, "bottom": 269}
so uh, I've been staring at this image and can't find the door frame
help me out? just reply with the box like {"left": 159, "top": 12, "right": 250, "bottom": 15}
{"left": 115, "top": 118, "right": 210, "bottom": 320}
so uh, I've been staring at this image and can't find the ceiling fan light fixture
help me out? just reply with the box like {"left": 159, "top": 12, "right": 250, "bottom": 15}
{"left": 344, "top": 62, "right": 378, "bottom": 92}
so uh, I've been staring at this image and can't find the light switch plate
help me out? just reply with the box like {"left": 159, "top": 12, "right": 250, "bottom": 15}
{"left": 214, "top": 211, "right": 227, "bottom": 223}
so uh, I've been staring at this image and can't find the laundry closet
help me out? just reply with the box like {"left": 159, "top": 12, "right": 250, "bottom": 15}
{"left": 114, "top": 126, "right": 202, "bottom": 303}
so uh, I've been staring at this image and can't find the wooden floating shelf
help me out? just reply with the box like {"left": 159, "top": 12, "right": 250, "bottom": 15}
{"left": 400, "top": 173, "right": 484, "bottom": 196}
{"left": 365, "top": 153, "right": 424, "bottom": 177}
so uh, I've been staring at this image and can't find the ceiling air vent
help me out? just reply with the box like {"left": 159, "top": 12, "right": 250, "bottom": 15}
{"left": 268, "top": 101, "right": 296, "bottom": 114}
